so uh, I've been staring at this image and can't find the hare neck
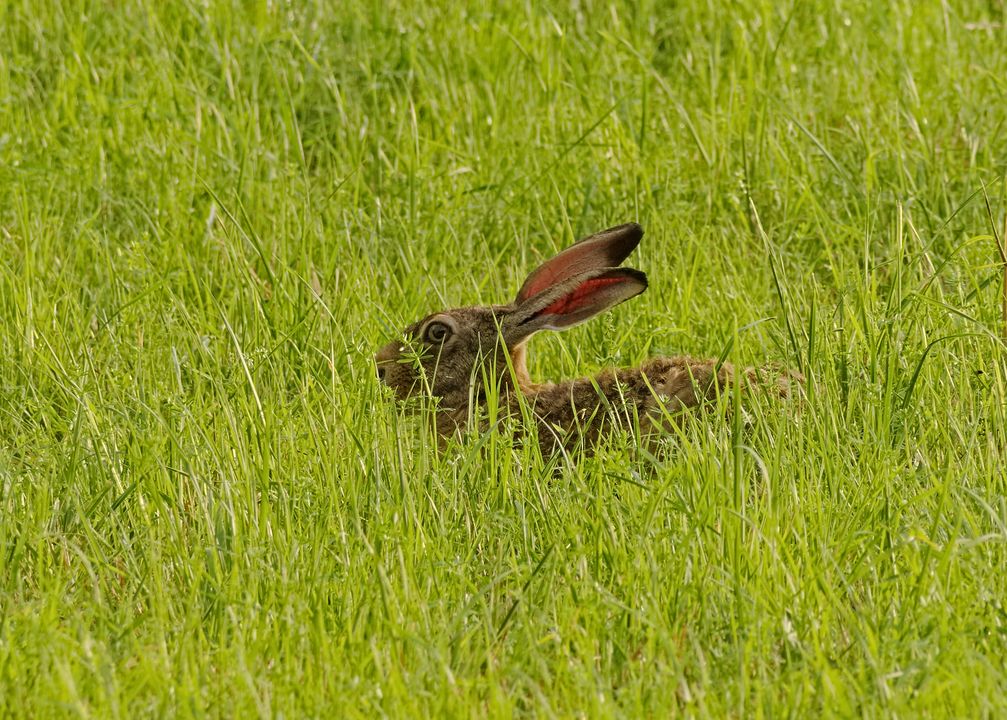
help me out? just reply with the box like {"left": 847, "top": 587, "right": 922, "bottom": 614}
{"left": 509, "top": 343, "right": 539, "bottom": 393}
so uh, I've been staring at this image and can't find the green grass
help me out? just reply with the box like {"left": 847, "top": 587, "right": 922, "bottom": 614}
{"left": 3, "top": 0, "right": 1007, "bottom": 716}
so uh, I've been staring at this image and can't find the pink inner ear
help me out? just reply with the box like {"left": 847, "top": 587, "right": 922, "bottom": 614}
{"left": 538, "top": 276, "right": 627, "bottom": 316}
{"left": 518, "top": 243, "right": 612, "bottom": 301}
{"left": 520, "top": 267, "right": 562, "bottom": 301}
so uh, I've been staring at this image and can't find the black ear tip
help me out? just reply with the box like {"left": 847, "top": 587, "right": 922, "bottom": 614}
{"left": 627, "top": 268, "right": 648, "bottom": 287}
{"left": 604, "top": 267, "right": 648, "bottom": 291}
{"left": 597, "top": 222, "right": 644, "bottom": 260}
{"left": 607, "top": 222, "right": 644, "bottom": 242}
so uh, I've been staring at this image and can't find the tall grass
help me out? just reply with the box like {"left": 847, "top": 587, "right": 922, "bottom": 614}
{"left": 2, "top": 0, "right": 1006, "bottom": 716}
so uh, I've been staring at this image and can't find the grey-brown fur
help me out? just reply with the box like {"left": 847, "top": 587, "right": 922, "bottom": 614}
{"left": 376, "top": 223, "right": 801, "bottom": 453}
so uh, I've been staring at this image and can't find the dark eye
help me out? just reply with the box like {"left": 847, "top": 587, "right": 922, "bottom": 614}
{"left": 424, "top": 321, "right": 451, "bottom": 344}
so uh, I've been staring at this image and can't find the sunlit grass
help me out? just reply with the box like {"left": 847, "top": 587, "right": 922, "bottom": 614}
{"left": 2, "top": 0, "right": 1006, "bottom": 716}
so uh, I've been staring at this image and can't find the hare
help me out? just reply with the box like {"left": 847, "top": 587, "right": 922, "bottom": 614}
{"left": 375, "top": 223, "right": 800, "bottom": 452}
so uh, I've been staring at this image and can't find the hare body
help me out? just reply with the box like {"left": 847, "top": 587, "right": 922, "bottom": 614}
{"left": 510, "top": 356, "right": 732, "bottom": 452}
{"left": 376, "top": 223, "right": 799, "bottom": 452}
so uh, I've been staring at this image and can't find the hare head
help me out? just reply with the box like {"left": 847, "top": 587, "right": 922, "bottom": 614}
{"left": 375, "top": 223, "right": 647, "bottom": 421}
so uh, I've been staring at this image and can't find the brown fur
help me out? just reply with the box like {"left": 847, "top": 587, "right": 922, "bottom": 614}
{"left": 375, "top": 223, "right": 801, "bottom": 453}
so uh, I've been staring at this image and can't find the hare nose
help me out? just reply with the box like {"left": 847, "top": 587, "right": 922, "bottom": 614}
{"left": 376, "top": 360, "right": 387, "bottom": 382}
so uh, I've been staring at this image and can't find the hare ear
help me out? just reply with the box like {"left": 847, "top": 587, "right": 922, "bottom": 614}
{"left": 506, "top": 268, "right": 647, "bottom": 341}
{"left": 515, "top": 223, "right": 643, "bottom": 303}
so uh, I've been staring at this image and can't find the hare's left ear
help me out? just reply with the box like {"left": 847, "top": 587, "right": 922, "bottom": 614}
{"left": 515, "top": 223, "right": 643, "bottom": 303}
{"left": 504, "top": 268, "right": 647, "bottom": 343}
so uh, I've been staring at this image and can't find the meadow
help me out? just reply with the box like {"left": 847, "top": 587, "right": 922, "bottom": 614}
{"left": 2, "top": 0, "right": 1007, "bottom": 716}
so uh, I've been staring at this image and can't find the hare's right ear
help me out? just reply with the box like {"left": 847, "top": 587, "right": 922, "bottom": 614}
{"left": 504, "top": 268, "right": 647, "bottom": 344}
{"left": 514, "top": 223, "right": 643, "bottom": 303}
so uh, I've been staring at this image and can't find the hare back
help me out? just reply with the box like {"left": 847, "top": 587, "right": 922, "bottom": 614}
{"left": 518, "top": 356, "right": 799, "bottom": 451}
{"left": 513, "top": 357, "right": 716, "bottom": 448}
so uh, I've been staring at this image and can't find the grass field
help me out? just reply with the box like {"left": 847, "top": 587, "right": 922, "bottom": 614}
{"left": 3, "top": 0, "right": 1007, "bottom": 716}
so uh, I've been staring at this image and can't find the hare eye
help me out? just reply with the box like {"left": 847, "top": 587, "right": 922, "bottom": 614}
{"left": 424, "top": 321, "right": 451, "bottom": 344}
